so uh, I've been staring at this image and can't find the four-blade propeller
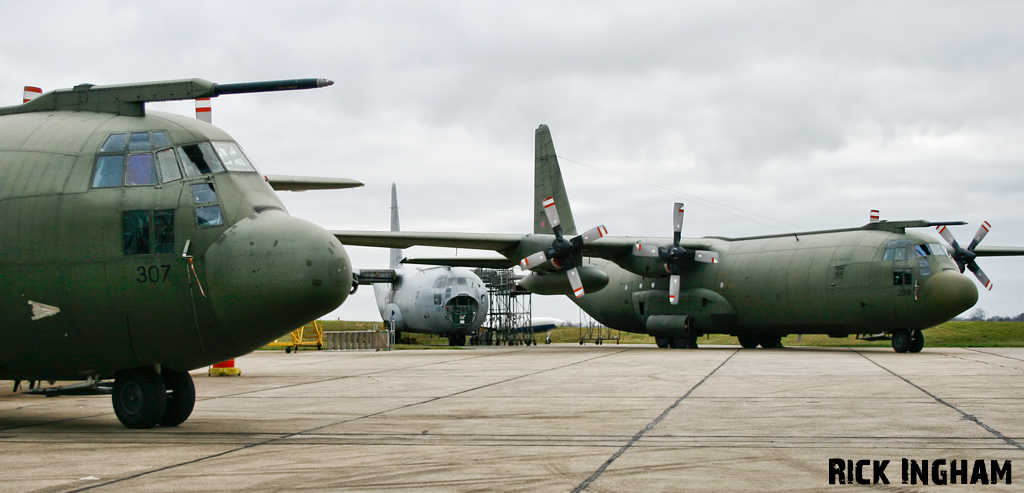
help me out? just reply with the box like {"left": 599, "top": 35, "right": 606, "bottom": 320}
{"left": 936, "top": 221, "right": 993, "bottom": 290}
{"left": 633, "top": 203, "right": 719, "bottom": 305}
{"left": 520, "top": 197, "right": 607, "bottom": 298}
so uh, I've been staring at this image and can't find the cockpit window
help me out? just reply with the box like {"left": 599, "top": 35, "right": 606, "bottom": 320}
{"left": 883, "top": 242, "right": 949, "bottom": 260}
{"left": 156, "top": 149, "right": 181, "bottom": 183}
{"left": 125, "top": 154, "right": 157, "bottom": 186}
{"left": 152, "top": 131, "right": 171, "bottom": 149}
{"left": 213, "top": 142, "right": 257, "bottom": 172}
{"left": 457, "top": 278, "right": 468, "bottom": 285}
{"left": 178, "top": 143, "right": 225, "bottom": 175}
{"left": 92, "top": 155, "right": 124, "bottom": 188}
{"left": 128, "top": 132, "right": 152, "bottom": 151}
{"left": 100, "top": 133, "right": 128, "bottom": 152}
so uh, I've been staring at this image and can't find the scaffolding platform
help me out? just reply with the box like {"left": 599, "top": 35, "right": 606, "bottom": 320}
{"left": 474, "top": 268, "right": 533, "bottom": 346}
{"left": 265, "top": 320, "right": 324, "bottom": 353}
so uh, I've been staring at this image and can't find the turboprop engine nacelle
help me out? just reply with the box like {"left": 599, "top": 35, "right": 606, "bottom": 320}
{"left": 519, "top": 266, "right": 609, "bottom": 296}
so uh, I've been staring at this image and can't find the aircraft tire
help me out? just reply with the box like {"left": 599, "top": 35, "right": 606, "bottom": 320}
{"left": 759, "top": 336, "right": 782, "bottom": 349}
{"left": 738, "top": 335, "right": 759, "bottom": 349}
{"left": 655, "top": 337, "right": 669, "bottom": 348}
{"left": 448, "top": 334, "right": 467, "bottom": 346}
{"left": 909, "top": 330, "right": 924, "bottom": 353}
{"left": 891, "top": 329, "right": 912, "bottom": 353}
{"left": 159, "top": 368, "right": 195, "bottom": 427}
{"left": 112, "top": 367, "right": 167, "bottom": 429}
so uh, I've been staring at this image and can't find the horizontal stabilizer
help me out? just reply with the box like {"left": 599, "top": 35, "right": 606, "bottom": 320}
{"left": 265, "top": 175, "right": 364, "bottom": 191}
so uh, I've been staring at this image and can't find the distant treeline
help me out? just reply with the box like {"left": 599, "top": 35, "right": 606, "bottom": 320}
{"left": 956, "top": 309, "right": 1024, "bottom": 322}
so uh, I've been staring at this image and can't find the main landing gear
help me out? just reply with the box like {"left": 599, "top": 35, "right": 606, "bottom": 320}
{"left": 891, "top": 329, "right": 924, "bottom": 353}
{"left": 655, "top": 335, "right": 699, "bottom": 349}
{"left": 111, "top": 366, "right": 195, "bottom": 429}
{"left": 737, "top": 334, "right": 784, "bottom": 349}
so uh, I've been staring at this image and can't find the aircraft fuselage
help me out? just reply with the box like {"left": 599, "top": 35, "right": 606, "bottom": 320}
{"left": 566, "top": 228, "right": 977, "bottom": 339}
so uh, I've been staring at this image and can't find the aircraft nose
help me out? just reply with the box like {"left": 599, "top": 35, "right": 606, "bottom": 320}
{"left": 203, "top": 212, "right": 352, "bottom": 349}
{"left": 918, "top": 269, "right": 979, "bottom": 322}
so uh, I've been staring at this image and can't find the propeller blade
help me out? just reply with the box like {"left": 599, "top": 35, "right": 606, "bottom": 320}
{"left": 567, "top": 267, "right": 585, "bottom": 298}
{"left": 967, "top": 221, "right": 991, "bottom": 251}
{"left": 967, "top": 261, "right": 993, "bottom": 291}
{"left": 694, "top": 250, "right": 719, "bottom": 263}
{"left": 519, "top": 251, "right": 549, "bottom": 270}
{"left": 673, "top": 202, "right": 684, "bottom": 246}
{"left": 935, "top": 225, "right": 961, "bottom": 250}
{"left": 669, "top": 275, "right": 680, "bottom": 305}
{"left": 542, "top": 196, "right": 561, "bottom": 230}
{"left": 578, "top": 225, "right": 608, "bottom": 244}
{"left": 633, "top": 242, "right": 661, "bottom": 257}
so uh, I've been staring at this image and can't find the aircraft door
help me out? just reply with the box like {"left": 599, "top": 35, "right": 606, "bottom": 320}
{"left": 112, "top": 185, "right": 205, "bottom": 367}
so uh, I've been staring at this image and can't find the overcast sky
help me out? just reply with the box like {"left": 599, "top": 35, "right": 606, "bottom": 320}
{"left": 3, "top": 1, "right": 1023, "bottom": 323}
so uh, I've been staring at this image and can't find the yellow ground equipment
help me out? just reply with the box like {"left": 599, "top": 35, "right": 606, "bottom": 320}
{"left": 265, "top": 320, "right": 324, "bottom": 353}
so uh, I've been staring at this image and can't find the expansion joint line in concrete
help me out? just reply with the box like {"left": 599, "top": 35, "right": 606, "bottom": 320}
{"left": 572, "top": 349, "right": 740, "bottom": 493}
{"left": 67, "top": 348, "right": 634, "bottom": 493}
{"left": 852, "top": 349, "right": 1024, "bottom": 453}
{"left": 964, "top": 347, "right": 1024, "bottom": 364}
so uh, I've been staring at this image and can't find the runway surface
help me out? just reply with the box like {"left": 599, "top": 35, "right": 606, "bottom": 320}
{"left": 2, "top": 344, "right": 1023, "bottom": 492}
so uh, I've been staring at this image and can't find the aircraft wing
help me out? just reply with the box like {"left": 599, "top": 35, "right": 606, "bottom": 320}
{"left": 580, "top": 236, "right": 716, "bottom": 259}
{"left": 331, "top": 231, "right": 524, "bottom": 252}
{"left": 265, "top": 175, "right": 364, "bottom": 191}
{"left": 402, "top": 257, "right": 519, "bottom": 268}
{"left": 973, "top": 246, "right": 1024, "bottom": 257}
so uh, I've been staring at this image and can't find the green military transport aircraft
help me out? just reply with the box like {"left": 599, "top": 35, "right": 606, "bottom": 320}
{"left": 333, "top": 125, "right": 1024, "bottom": 353}
{"left": 0, "top": 78, "right": 359, "bottom": 428}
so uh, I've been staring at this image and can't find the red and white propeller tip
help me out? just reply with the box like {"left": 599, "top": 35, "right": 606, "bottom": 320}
{"left": 23, "top": 86, "right": 41, "bottom": 103}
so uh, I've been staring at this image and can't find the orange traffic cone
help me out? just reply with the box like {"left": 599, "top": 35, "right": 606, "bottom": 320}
{"left": 208, "top": 359, "right": 241, "bottom": 376}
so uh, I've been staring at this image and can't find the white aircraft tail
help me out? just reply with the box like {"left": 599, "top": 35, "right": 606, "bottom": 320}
{"left": 390, "top": 183, "right": 402, "bottom": 269}
{"left": 534, "top": 124, "right": 577, "bottom": 235}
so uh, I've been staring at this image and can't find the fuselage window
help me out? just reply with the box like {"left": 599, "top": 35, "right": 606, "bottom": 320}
{"left": 123, "top": 209, "right": 176, "bottom": 255}
{"left": 153, "top": 210, "right": 175, "bottom": 253}
{"left": 123, "top": 210, "right": 151, "bottom": 255}
{"left": 213, "top": 142, "right": 258, "bottom": 172}
{"left": 196, "top": 205, "right": 224, "bottom": 227}
{"left": 893, "top": 269, "right": 913, "bottom": 286}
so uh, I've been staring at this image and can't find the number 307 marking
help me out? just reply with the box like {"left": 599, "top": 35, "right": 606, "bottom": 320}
{"left": 136, "top": 265, "right": 171, "bottom": 283}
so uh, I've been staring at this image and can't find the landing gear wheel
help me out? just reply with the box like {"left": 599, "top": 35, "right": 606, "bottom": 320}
{"left": 685, "top": 337, "right": 699, "bottom": 349}
{"left": 891, "top": 329, "right": 911, "bottom": 353}
{"left": 579, "top": 338, "right": 584, "bottom": 345}
{"left": 668, "top": 338, "right": 685, "bottom": 349}
{"left": 448, "top": 334, "right": 467, "bottom": 346}
{"left": 285, "top": 346, "right": 292, "bottom": 354}
{"left": 738, "top": 335, "right": 759, "bottom": 349}
{"left": 159, "top": 368, "right": 195, "bottom": 427}
{"left": 655, "top": 337, "right": 670, "bottom": 349}
{"left": 112, "top": 367, "right": 167, "bottom": 429}
{"left": 759, "top": 335, "right": 783, "bottom": 349}
{"left": 909, "top": 329, "right": 924, "bottom": 353}
{"left": 545, "top": 336, "right": 552, "bottom": 344}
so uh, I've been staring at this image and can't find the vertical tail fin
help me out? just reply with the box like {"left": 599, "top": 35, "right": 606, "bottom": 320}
{"left": 390, "top": 183, "right": 402, "bottom": 269}
{"left": 534, "top": 124, "right": 577, "bottom": 235}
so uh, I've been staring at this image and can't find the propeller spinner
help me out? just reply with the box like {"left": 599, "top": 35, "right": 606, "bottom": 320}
{"left": 936, "top": 222, "right": 993, "bottom": 290}
{"left": 520, "top": 197, "right": 607, "bottom": 298}
{"left": 634, "top": 203, "right": 720, "bottom": 305}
